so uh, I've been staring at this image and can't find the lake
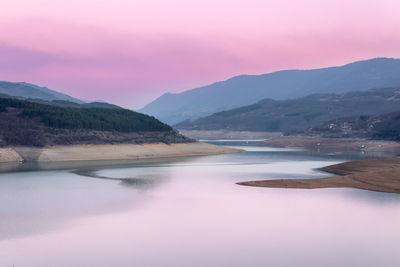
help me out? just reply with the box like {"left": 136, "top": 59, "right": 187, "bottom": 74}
{"left": 1, "top": 142, "right": 400, "bottom": 267}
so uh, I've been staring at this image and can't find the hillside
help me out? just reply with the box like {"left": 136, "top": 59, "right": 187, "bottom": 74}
{"left": 0, "top": 81, "right": 84, "bottom": 103}
{"left": 175, "top": 87, "right": 400, "bottom": 133}
{"left": 28, "top": 99, "right": 123, "bottom": 109}
{"left": 301, "top": 111, "right": 400, "bottom": 141}
{"left": 0, "top": 97, "right": 191, "bottom": 147}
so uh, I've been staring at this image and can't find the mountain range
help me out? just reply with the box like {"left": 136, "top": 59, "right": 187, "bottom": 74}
{"left": 175, "top": 87, "right": 400, "bottom": 133}
{"left": 0, "top": 81, "right": 84, "bottom": 103}
{"left": 140, "top": 58, "right": 400, "bottom": 124}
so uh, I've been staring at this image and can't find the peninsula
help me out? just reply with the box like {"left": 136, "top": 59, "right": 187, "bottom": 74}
{"left": 0, "top": 96, "right": 239, "bottom": 163}
{"left": 238, "top": 157, "right": 400, "bottom": 194}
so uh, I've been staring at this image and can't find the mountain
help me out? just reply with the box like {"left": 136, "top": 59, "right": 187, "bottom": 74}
{"left": 0, "top": 81, "right": 124, "bottom": 109}
{"left": 140, "top": 58, "right": 400, "bottom": 124}
{"left": 0, "top": 81, "right": 84, "bottom": 103}
{"left": 29, "top": 99, "right": 123, "bottom": 109}
{"left": 175, "top": 87, "right": 400, "bottom": 132}
{"left": 81, "top": 102, "right": 123, "bottom": 109}
{"left": 0, "top": 97, "right": 191, "bottom": 147}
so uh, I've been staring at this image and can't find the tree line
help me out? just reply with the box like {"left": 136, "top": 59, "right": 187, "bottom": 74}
{"left": 0, "top": 97, "right": 172, "bottom": 132}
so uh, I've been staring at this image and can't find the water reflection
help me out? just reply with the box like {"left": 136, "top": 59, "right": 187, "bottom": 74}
{"left": 74, "top": 167, "right": 169, "bottom": 190}
{"left": 0, "top": 142, "right": 399, "bottom": 267}
{"left": 0, "top": 170, "right": 151, "bottom": 240}
{"left": 0, "top": 156, "right": 199, "bottom": 174}
{"left": 333, "top": 187, "right": 400, "bottom": 205}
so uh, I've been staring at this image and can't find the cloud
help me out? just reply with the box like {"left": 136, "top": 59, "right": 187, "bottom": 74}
{"left": 0, "top": 45, "right": 63, "bottom": 72}
{"left": 0, "top": 0, "right": 400, "bottom": 108}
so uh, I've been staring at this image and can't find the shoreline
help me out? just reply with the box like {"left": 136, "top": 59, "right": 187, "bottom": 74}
{"left": 0, "top": 142, "right": 241, "bottom": 163}
{"left": 258, "top": 136, "right": 400, "bottom": 154}
{"left": 238, "top": 157, "right": 400, "bottom": 194}
{"left": 178, "top": 130, "right": 282, "bottom": 141}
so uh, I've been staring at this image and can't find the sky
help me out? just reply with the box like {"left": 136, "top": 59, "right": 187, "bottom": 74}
{"left": 0, "top": 0, "right": 400, "bottom": 109}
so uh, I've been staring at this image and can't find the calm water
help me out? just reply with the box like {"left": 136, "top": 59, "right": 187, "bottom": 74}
{"left": 1, "top": 142, "right": 400, "bottom": 267}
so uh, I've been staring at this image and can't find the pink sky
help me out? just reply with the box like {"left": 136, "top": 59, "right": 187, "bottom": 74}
{"left": 0, "top": 0, "right": 400, "bottom": 109}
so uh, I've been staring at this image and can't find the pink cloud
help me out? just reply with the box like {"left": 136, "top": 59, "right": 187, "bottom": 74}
{"left": 0, "top": 0, "right": 400, "bottom": 108}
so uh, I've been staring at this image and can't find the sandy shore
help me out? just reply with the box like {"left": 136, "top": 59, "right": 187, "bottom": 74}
{"left": 179, "top": 130, "right": 282, "bottom": 140}
{"left": 238, "top": 157, "right": 400, "bottom": 194}
{"left": 0, "top": 142, "right": 240, "bottom": 163}
{"left": 0, "top": 148, "right": 24, "bottom": 162}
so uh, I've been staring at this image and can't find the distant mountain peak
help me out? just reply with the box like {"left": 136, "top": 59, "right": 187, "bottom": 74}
{"left": 0, "top": 81, "right": 84, "bottom": 103}
{"left": 139, "top": 57, "right": 400, "bottom": 124}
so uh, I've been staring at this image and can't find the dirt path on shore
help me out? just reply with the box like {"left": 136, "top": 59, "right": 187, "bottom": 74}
{"left": 238, "top": 158, "right": 400, "bottom": 194}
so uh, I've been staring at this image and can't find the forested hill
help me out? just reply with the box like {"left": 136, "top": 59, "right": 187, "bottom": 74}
{"left": 0, "top": 97, "right": 192, "bottom": 147}
{"left": 175, "top": 87, "right": 400, "bottom": 133}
